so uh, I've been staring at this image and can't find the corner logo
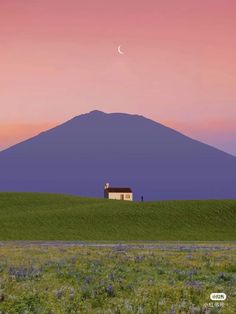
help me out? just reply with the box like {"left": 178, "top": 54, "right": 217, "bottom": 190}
{"left": 210, "top": 293, "right": 227, "bottom": 301}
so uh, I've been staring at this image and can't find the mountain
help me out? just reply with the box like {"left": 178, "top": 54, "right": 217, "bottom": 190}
{"left": 0, "top": 110, "right": 235, "bottom": 200}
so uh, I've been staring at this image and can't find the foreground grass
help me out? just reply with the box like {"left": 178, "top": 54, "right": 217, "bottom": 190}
{"left": 0, "top": 193, "right": 236, "bottom": 240}
{"left": 0, "top": 243, "right": 235, "bottom": 313}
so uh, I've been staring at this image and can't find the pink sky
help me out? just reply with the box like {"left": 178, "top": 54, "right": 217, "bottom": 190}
{"left": 0, "top": 0, "right": 236, "bottom": 155}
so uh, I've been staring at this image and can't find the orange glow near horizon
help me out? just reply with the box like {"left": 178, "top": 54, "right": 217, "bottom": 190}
{"left": 0, "top": 122, "right": 57, "bottom": 151}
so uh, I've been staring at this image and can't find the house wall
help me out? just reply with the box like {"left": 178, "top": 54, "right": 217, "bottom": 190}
{"left": 108, "top": 192, "right": 133, "bottom": 201}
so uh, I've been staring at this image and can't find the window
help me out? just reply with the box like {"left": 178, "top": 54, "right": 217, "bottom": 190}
{"left": 125, "top": 194, "right": 131, "bottom": 199}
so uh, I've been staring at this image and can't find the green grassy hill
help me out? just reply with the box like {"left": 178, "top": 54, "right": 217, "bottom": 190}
{"left": 0, "top": 193, "right": 235, "bottom": 240}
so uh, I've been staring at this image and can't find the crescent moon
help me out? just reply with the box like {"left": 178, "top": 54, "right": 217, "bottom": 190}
{"left": 118, "top": 45, "right": 124, "bottom": 55}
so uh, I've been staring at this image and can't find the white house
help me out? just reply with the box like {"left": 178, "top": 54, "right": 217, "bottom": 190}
{"left": 104, "top": 183, "right": 133, "bottom": 201}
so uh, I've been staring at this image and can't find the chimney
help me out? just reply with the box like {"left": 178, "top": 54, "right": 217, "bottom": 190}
{"left": 104, "top": 183, "right": 110, "bottom": 190}
{"left": 104, "top": 183, "right": 110, "bottom": 199}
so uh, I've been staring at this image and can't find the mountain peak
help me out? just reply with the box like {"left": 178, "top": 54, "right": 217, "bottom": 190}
{"left": 88, "top": 110, "right": 107, "bottom": 115}
{"left": 69, "top": 110, "right": 108, "bottom": 123}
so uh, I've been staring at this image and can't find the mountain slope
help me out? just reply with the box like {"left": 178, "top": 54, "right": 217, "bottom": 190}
{"left": 0, "top": 110, "right": 235, "bottom": 200}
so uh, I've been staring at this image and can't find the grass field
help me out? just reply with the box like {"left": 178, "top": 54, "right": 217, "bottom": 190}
{"left": 0, "top": 243, "right": 235, "bottom": 313}
{"left": 0, "top": 193, "right": 235, "bottom": 241}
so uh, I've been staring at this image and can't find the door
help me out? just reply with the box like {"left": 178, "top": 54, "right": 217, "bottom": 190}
{"left": 120, "top": 194, "right": 124, "bottom": 200}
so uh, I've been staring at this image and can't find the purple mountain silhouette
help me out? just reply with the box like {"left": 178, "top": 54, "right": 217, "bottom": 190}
{"left": 0, "top": 110, "right": 235, "bottom": 200}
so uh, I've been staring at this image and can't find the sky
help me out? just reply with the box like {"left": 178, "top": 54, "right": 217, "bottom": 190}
{"left": 0, "top": 0, "right": 236, "bottom": 155}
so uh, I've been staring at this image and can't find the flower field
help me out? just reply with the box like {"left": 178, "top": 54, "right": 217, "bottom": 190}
{"left": 0, "top": 243, "right": 235, "bottom": 313}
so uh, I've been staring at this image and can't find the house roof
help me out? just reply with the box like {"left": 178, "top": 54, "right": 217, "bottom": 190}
{"left": 106, "top": 187, "right": 132, "bottom": 193}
